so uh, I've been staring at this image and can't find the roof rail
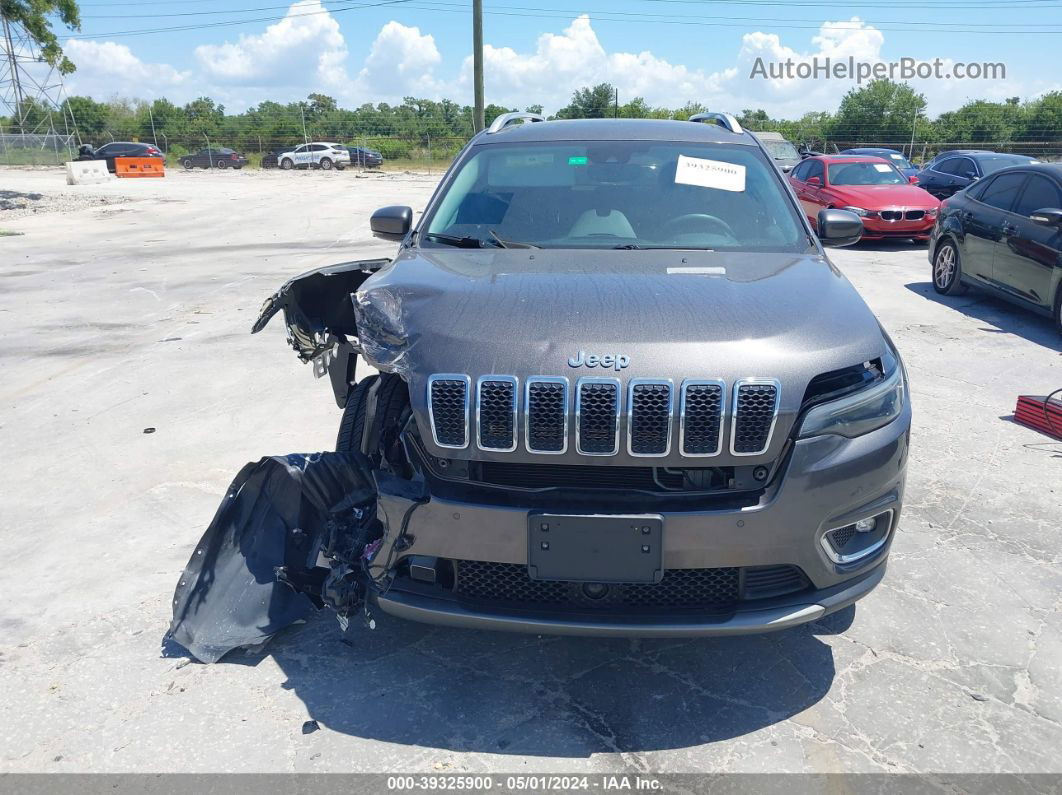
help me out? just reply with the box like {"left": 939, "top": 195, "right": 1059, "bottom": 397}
{"left": 486, "top": 111, "right": 546, "bottom": 134}
{"left": 688, "top": 112, "right": 744, "bottom": 135}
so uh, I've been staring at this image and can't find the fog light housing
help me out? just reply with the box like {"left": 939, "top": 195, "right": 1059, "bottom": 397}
{"left": 821, "top": 510, "right": 893, "bottom": 565}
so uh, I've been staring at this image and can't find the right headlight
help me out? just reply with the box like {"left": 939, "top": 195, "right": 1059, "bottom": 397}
{"left": 798, "top": 365, "right": 905, "bottom": 439}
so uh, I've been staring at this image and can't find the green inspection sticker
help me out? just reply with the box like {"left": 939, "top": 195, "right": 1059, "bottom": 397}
{"left": 568, "top": 156, "right": 588, "bottom": 165}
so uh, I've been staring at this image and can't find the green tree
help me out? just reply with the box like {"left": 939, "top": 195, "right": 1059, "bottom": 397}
{"left": 1, "top": 0, "right": 81, "bottom": 74}
{"left": 826, "top": 79, "right": 927, "bottom": 143}
{"left": 60, "top": 95, "right": 107, "bottom": 137}
{"left": 554, "top": 83, "right": 618, "bottom": 119}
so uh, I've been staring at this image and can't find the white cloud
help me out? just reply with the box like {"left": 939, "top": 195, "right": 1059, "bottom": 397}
{"left": 194, "top": 0, "right": 348, "bottom": 89}
{"left": 352, "top": 21, "right": 443, "bottom": 99}
{"left": 460, "top": 16, "right": 736, "bottom": 111}
{"left": 63, "top": 40, "right": 189, "bottom": 99}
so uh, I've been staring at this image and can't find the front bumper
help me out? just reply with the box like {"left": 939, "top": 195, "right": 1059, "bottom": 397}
{"left": 860, "top": 216, "right": 936, "bottom": 239}
{"left": 373, "top": 561, "right": 884, "bottom": 636}
{"left": 367, "top": 405, "right": 910, "bottom": 636}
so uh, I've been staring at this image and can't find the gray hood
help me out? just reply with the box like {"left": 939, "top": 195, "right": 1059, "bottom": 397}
{"left": 356, "top": 248, "right": 889, "bottom": 465}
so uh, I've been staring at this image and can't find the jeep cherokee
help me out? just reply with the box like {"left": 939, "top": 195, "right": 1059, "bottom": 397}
{"left": 170, "top": 113, "right": 910, "bottom": 662}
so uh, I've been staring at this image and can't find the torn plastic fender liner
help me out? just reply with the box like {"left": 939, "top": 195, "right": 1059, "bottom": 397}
{"left": 251, "top": 259, "right": 389, "bottom": 362}
{"left": 169, "top": 452, "right": 376, "bottom": 663}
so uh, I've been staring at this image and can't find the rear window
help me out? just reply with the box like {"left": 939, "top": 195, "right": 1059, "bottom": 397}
{"left": 423, "top": 140, "right": 808, "bottom": 252}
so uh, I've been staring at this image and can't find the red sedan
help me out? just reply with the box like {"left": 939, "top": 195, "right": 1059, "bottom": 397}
{"left": 789, "top": 155, "right": 941, "bottom": 241}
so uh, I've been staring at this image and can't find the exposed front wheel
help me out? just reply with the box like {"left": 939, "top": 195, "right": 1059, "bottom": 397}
{"left": 932, "top": 240, "right": 968, "bottom": 296}
{"left": 336, "top": 375, "right": 410, "bottom": 455}
{"left": 280, "top": 158, "right": 294, "bottom": 170}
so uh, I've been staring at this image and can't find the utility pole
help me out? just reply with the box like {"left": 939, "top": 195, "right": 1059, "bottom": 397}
{"left": 909, "top": 107, "right": 919, "bottom": 158}
{"left": 472, "top": 0, "right": 484, "bottom": 132}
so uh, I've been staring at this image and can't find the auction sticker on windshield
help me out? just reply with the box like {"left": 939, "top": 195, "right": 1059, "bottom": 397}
{"left": 675, "top": 155, "right": 746, "bottom": 191}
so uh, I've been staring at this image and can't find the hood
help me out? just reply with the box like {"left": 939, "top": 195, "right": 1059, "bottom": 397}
{"left": 828, "top": 183, "right": 939, "bottom": 209}
{"left": 356, "top": 248, "right": 891, "bottom": 465}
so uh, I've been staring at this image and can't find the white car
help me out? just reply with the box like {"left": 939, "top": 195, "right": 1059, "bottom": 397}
{"left": 277, "top": 142, "right": 350, "bottom": 171}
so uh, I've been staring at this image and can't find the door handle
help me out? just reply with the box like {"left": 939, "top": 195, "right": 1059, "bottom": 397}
{"left": 1002, "top": 223, "right": 1018, "bottom": 236}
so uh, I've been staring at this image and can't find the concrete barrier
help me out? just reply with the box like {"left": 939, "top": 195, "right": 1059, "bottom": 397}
{"left": 65, "top": 160, "right": 113, "bottom": 185}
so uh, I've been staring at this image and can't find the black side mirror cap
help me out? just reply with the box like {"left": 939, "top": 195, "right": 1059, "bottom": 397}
{"left": 370, "top": 205, "right": 413, "bottom": 241}
{"left": 817, "top": 208, "right": 864, "bottom": 248}
{"left": 1030, "top": 207, "right": 1062, "bottom": 227}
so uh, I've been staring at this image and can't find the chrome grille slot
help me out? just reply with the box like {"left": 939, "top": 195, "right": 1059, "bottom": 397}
{"left": 476, "top": 376, "right": 517, "bottom": 451}
{"left": 731, "top": 379, "right": 780, "bottom": 455}
{"left": 680, "top": 380, "right": 724, "bottom": 456}
{"left": 526, "top": 378, "right": 568, "bottom": 453}
{"left": 427, "top": 374, "right": 470, "bottom": 449}
{"left": 576, "top": 378, "right": 620, "bottom": 455}
{"left": 628, "top": 380, "right": 673, "bottom": 456}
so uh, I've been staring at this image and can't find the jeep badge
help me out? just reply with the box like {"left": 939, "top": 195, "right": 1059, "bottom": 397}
{"left": 567, "top": 351, "right": 630, "bottom": 371}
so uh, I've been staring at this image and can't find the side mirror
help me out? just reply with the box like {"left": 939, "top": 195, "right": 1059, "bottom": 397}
{"left": 908, "top": 175, "right": 920, "bottom": 184}
{"left": 1030, "top": 207, "right": 1062, "bottom": 227}
{"left": 806, "top": 176, "right": 821, "bottom": 187}
{"left": 817, "top": 208, "right": 863, "bottom": 248}
{"left": 370, "top": 205, "right": 413, "bottom": 241}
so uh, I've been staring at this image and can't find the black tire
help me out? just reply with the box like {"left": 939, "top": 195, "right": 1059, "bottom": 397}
{"left": 280, "top": 158, "right": 294, "bottom": 170}
{"left": 1054, "top": 286, "right": 1062, "bottom": 335}
{"left": 336, "top": 374, "right": 410, "bottom": 453}
{"left": 217, "top": 159, "right": 228, "bottom": 169}
{"left": 932, "top": 239, "right": 968, "bottom": 296}
{"left": 182, "top": 158, "right": 193, "bottom": 170}
{"left": 320, "top": 158, "right": 333, "bottom": 171}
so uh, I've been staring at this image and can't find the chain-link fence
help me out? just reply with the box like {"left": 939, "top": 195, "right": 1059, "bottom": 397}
{"left": 0, "top": 133, "right": 79, "bottom": 166}
{"left": 2, "top": 130, "right": 1061, "bottom": 169}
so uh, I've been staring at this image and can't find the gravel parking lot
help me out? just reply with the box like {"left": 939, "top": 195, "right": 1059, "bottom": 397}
{"left": 1, "top": 167, "right": 1060, "bottom": 775}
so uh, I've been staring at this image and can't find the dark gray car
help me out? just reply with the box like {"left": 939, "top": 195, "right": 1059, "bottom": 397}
{"left": 170, "top": 113, "right": 910, "bottom": 662}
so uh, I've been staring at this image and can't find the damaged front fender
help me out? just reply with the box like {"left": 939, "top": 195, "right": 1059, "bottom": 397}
{"left": 252, "top": 258, "right": 389, "bottom": 362}
{"left": 168, "top": 452, "right": 378, "bottom": 663}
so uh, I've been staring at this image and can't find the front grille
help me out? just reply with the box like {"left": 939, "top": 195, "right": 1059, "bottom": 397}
{"left": 731, "top": 380, "right": 779, "bottom": 455}
{"left": 428, "top": 376, "right": 469, "bottom": 448}
{"left": 426, "top": 373, "right": 781, "bottom": 458}
{"left": 450, "top": 560, "right": 809, "bottom": 611}
{"left": 629, "top": 381, "right": 673, "bottom": 456}
{"left": 681, "top": 381, "right": 724, "bottom": 455}
{"left": 904, "top": 210, "right": 925, "bottom": 220}
{"left": 526, "top": 379, "right": 568, "bottom": 453}
{"left": 477, "top": 377, "right": 516, "bottom": 451}
{"left": 576, "top": 379, "right": 619, "bottom": 455}
{"left": 880, "top": 209, "right": 902, "bottom": 221}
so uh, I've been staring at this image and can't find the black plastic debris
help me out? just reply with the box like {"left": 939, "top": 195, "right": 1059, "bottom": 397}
{"left": 302, "top": 720, "right": 320, "bottom": 735}
{"left": 168, "top": 452, "right": 376, "bottom": 663}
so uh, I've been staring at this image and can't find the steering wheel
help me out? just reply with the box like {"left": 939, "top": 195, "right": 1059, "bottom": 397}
{"left": 660, "top": 213, "right": 735, "bottom": 238}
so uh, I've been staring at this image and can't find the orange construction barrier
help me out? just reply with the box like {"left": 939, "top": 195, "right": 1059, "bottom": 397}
{"left": 114, "top": 157, "right": 165, "bottom": 178}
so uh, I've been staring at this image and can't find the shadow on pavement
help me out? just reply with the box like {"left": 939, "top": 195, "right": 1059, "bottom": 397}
{"left": 218, "top": 606, "right": 851, "bottom": 756}
{"left": 905, "top": 281, "right": 1061, "bottom": 352}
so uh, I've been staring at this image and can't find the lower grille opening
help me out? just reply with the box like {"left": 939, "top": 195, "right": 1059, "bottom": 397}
{"left": 472, "top": 461, "right": 732, "bottom": 492}
{"left": 444, "top": 560, "right": 808, "bottom": 613}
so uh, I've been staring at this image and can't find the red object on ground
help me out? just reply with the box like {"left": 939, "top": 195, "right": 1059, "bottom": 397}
{"left": 1014, "top": 394, "right": 1062, "bottom": 440}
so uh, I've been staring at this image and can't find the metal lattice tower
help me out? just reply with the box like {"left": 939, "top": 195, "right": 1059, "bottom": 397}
{"left": 0, "top": 12, "right": 69, "bottom": 135}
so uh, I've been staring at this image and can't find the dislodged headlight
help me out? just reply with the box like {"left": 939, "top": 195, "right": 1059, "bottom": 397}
{"left": 798, "top": 365, "right": 905, "bottom": 439}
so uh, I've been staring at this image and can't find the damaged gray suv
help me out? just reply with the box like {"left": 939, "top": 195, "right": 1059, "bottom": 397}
{"left": 170, "top": 113, "right": 910, "bottom": 662}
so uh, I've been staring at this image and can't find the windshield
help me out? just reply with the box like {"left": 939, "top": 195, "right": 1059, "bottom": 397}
{"left": 422, "top": 140, "right": 807, "bottom": 251}
{"left": 828, "top": 161, "right": 906, "bottom": 186}
{"left": 762, "top": 139, "right": 800, "bottom": 160}
{"left": 883, "top": 152, "right": 913, "bottom": 169}
{"left": 979, "top": 155, "right": 1038, "bottom": 175}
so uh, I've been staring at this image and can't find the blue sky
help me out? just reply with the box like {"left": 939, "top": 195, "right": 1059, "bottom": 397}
{"left": 56, "top": 0, "right": 1062, "bottom": 117}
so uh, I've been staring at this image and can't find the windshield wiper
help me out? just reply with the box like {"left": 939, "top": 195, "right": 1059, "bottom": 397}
{"left": 422, "top": 232, "right": 497, "bottom": 249}
{"left": 489, "top": 229, "right": 539, "bottom": 249}
{"left": 612, "top": 243, "right": 643, "bottom": 249}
